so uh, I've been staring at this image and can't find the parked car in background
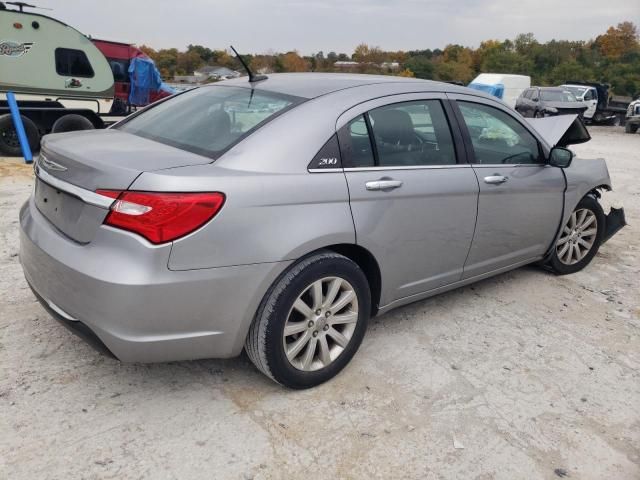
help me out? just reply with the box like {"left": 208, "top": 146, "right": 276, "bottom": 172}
{"left": 625, "top": 98, "right": 640, "bottom": 134}
{"left": 468, "top": 73, "right": 531, "bottom": 108}
{"left": 20, "top": 74, "right": 625, "bottom": 388}
{"left": 516, "top": 87, "right": 588, "bottom": 118}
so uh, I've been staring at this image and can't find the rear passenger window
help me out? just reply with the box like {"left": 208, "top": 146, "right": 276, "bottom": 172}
{"left": 368, "top": 100, "right": 456, "bottom": 166}
{"left": 55, "top": 48, "right": 94, "bottom": 78}
{"left": 337, "top": 115, "right": 375, "bottom": 167}
{"left": 458, "top": 101, "right": 543, "bottom": 165}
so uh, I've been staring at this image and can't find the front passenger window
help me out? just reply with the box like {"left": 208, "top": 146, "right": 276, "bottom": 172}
{"left": 458, "top": 102, "right": 542, "bottom": 165}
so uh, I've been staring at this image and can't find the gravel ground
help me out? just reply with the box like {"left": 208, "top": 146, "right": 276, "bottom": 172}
{"left": 1, "top": 126, "right": 638, "bottom": 480}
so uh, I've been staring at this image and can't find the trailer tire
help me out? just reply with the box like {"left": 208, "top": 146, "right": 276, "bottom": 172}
{"left": 0, "top": 114, "right": 40, "bottom": 157}
{"left": 51, "top": 114, "right": 95, "bottom": 134}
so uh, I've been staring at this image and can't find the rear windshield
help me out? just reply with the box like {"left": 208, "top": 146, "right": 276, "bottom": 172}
{"left": 118, "top": 86, "right": 302, "bottom": 159}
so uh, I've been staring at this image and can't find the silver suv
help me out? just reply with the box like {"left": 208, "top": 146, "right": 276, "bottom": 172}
{"left": 20, "top": 74, "right": 625, "bottom": 388}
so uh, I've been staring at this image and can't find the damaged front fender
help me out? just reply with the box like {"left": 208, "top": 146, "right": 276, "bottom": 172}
{"left": 543, "top": 157, "right": 625, "bottom": 261}
{"left": 562, "top": 157, "right": 612, "bottom": 227}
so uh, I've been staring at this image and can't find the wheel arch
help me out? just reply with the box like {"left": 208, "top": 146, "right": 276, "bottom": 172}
{"left": 323, "top": 243, "right": 382, "bottom": 316}
{"left": 542, "top": 181, "right": 611, "bottom": 265}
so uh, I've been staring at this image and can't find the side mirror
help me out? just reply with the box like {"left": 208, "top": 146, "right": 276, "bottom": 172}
{"left": 549, "top": 146, "right": 574, "bottom": 168}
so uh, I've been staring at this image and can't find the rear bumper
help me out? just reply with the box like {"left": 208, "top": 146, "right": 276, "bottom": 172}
{"left": 19, "top": 196, "right": 292, "bottom": 362}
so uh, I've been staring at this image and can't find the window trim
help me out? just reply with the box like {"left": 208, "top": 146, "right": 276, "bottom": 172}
{"left": 338, "top": 98, "right": 464, "bottom": 170}
{"left": 451, "top": 99, "right": 546, "bottom": 166}
{"left": 54, "top": 47, "right": 95, "bottom": 78}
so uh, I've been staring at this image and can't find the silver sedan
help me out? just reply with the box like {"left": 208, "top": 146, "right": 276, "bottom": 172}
{"left": 19, "top": 74, "right": 625, "bottom": 388}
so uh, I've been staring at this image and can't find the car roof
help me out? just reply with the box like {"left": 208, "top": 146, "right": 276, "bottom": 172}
{"left": 217, "top": 72, "right": 468, "bottom": 99}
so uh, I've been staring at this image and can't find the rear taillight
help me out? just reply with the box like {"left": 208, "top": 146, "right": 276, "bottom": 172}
{"left": 96, "top": 190, "right": 225, "bottom": 244}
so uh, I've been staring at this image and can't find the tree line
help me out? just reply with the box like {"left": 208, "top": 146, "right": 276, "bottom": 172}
{"left": 140, "top": 21, "right": 640, "bottom": 97}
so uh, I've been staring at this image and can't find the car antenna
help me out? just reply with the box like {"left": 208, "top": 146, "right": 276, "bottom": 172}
{"left": 229, "top": 45, "right": 267, "bottom": 83}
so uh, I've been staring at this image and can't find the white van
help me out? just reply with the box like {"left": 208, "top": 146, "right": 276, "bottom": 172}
{"left": 468, "top": 74, "right": 531, "bottom": 108}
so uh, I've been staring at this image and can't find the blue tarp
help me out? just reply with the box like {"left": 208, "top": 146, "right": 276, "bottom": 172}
{"left": 468, "top": 82, "right": 505, "bottom": 100}
{"left": 128, "top": 57, "right": 175, "bottom": 106}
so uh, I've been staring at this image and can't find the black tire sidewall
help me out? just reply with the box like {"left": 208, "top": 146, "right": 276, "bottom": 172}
{"left": 262, "top": 255, "right": 371, "bottom": 389}
{"left": 0, "top": 114, "right": 40, "bottom": 156}
{"left": 549, "top": 196, "right": 605, "bottom": 275}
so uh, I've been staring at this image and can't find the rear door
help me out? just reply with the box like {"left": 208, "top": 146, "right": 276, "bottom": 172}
{"left": 448, "top": 94, "right": 565, "bottom": 278}
{"left": 339, "top": 94, "right": 479, "bottom": 305}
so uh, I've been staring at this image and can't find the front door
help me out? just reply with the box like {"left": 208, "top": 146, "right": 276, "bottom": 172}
{"left": 450, "top": 95, "right": 566, "bottom": 278}
{"left": 583, "top": 88, "right": 598, "bottom": 119}
{"left": 339, "top": 95, "right": 479, "bottom": 305}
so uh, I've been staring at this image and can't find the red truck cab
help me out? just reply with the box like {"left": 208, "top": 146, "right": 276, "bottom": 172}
{"left": 92, "top": 39, "right": 172, "bottom": 112}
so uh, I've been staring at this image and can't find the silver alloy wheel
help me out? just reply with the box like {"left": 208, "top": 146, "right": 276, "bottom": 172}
{"left": 283, "top": 276, "right": 359, "bottom": 371}
{"left": 556, "top": 208, "right": 598, "bottom": 265}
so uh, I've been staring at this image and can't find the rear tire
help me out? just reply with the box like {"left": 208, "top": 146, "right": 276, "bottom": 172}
{"left": 245, "top": 251, "right": 371, "bottom": 389}
{"left": 0, "top": 114, "right": 40, "bottom": 156}
{"left": 51, "top": 114, "right": 95, "bottom": 134}
{"left": 547, "top": 196, "right": 605, "bottom": 275}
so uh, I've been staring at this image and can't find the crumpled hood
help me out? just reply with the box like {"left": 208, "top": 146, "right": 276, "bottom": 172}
{"left": 526, "top": 114, "right": 591, "bottom": 147}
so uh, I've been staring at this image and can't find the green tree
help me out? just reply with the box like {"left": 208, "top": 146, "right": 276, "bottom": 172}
{"left": 404, "top": 56, "right": 435, "bottom": 79}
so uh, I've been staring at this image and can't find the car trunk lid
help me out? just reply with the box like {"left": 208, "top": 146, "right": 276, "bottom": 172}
{"left": 40, "top": 129, "right": 213, "bottom": 190}
{"left": 35, "top": 129, "right": 213, "bottom": 243}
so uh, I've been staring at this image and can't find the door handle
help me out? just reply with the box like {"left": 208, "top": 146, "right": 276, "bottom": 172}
{"left": 365, "top": 179, "right": 403, "bottom": 191}
{"left": 484, "top": 175, "right": 508, "bottom": 185}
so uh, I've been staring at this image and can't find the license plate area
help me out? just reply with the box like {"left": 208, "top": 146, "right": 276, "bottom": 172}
{"left": 34, "top": 178, "right": 108, "bottom": 243}
{"left": 35, "top": 179, "right": 68, "bottom": 222}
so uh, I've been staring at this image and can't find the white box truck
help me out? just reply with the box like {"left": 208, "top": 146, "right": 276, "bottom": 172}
{"left": 468, "top": 74, "right": 531, "bottom": 108}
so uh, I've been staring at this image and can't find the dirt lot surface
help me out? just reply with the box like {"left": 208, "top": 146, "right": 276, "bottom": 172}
{"left": 1, "top": 127, "right": 639, "bottom": 479}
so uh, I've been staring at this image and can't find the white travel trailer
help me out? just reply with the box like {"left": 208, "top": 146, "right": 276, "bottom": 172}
{"left": 468, "top": 73, "right": 531, "bottom": 108}
{"left": 0, "top": 2, "right": 115, "bottom": 154}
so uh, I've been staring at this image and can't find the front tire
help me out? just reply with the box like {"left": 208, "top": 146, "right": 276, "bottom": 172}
{"left": 625, "top": 122, "right": 638, "bottom": 134}
{"left": 547, "top": 196, "right": 605, "bottom": 275}
{"left": 245, "top": 252, "right": 371, "bottom": 389}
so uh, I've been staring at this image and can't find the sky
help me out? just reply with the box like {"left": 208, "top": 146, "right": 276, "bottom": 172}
{"left": 28, "top": 0, "right": 640, "bottom": 54}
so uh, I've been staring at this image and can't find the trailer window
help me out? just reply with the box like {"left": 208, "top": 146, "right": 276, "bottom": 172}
{"left": 55, "top": 48, "right": 95, "bottom": 78}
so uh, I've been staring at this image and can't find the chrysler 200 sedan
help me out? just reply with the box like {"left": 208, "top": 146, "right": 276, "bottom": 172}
{"left": 20, "top": 73, "right": 625, "bottom": 388}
